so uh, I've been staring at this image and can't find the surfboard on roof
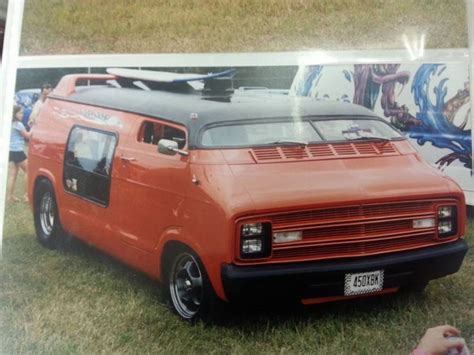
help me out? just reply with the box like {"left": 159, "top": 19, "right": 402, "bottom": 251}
{"left": 106, "top": 68, "right": 236, "bottom": 83}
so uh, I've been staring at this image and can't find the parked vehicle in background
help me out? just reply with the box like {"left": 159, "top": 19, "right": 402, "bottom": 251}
{"left": 28, "top": 69, "right": 469, "bottom": 321}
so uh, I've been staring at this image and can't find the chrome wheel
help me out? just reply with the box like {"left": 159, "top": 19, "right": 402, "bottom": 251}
{"left": 169, "top": 253, "right": 203, "bottom": 319}
{"left": 39, "top": 191, "right": 55, "bottom": 236}
{"left": 34, "top": 180, "right": 62, "bottom": 249}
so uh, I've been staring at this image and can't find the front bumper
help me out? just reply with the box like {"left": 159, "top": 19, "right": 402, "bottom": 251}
{"left": 221, "top": 239, "right": 468, "bottom": 303}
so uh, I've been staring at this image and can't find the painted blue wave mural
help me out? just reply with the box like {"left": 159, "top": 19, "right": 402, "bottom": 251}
{"left": 410, "top": 64, "right": 471, "bottom": 169}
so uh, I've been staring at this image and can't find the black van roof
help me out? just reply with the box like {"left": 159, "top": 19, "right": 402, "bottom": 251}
{"left": 51, "top": 85, "right": 381, "bottom": 148}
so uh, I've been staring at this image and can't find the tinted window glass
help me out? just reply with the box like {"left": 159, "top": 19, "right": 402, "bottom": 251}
{"left": 138, "top": 121, "right": 186, "bottom": 149}
{"left": 64, "top": 126, "right": 117, "bottom": 206}
{"left": 138, "top": 121, "right": 163, "bottom": 145}
{"left": 163, "top": 126, "right": 186, "bottom": 149}
{"left": 66, "top": 127, "right": 116, "bottom": 176}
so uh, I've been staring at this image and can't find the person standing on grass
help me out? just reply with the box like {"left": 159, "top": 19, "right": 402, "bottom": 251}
{"left": 28, "top": 83, "right": 52, "bottom": 127}
{"left": 7, "top": 105, "right": 31, "bottom": 202}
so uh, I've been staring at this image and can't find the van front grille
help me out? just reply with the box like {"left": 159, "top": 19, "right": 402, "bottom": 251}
{"left": 272, "top": 233, "right": 437, "bottom": 260}
{"left": 271, "top": 201, "right": 433, "bottom": 227}
{"left": 237, "top": 200, "right": 458, "bottom": 264}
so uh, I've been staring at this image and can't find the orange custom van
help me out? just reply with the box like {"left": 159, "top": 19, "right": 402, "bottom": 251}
{"left": 28, "top": 71, "right": 468, "bottom": 321}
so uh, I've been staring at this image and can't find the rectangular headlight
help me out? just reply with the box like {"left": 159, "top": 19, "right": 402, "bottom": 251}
{"left": 413, "top": 218, "right": 435, "bottom": 229}
{"left": 438, "top": 206, "right": 453, "bottom": 218}
{"left": 438, "top": 220, "right": 452, "bottom": 234}
{"left": 437, "top": 205, "right": 457, "bottom": 238}
{"left": 241, "top": 238, "right": 263, "bottom": 254}
{"left": 239, "top": 221, "right": 272, "bottom": 259}
{"left": 273, "top": 231, "right": 303, "bottom": 243}
{"left": 241, "top": 223, "right": 263, "bottom": 237}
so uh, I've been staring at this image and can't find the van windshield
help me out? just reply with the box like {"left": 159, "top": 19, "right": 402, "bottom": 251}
{"left": 200, "top": 118, "right": 402, "bottom": 148}
{"left": 201, "top": 121, "right": 321, "bottom": 147}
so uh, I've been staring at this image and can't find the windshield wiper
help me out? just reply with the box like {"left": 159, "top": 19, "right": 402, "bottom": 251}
{"left": 347, "top": 136, "right": 390, "bottom": 143}
{"left": 268, "top": 139, "right": 309, "bottom": 147}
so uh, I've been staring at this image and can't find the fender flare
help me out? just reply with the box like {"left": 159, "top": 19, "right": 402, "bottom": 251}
{"left": 155, "top": 228, "right": 228, "bottom": 302}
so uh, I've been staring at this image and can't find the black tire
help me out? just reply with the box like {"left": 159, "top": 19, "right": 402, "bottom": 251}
{"left": 33, "top": 179, "right": 63, "bottom": 249}
{"left": 166, "top": 246, "right": 226, "bottom": 323}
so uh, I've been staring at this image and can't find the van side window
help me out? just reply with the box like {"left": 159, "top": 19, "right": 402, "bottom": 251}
{"left": 138, "top": 121, "right": 163, "bottom": 145}
{"left": 63, "top": 126, "right": 117, "bottom": 206}
{"left": 163, "top": 125, "right": 186, "bottom": 149}
{"left": 138, "top": 121, "right": 186, "bottom": 149}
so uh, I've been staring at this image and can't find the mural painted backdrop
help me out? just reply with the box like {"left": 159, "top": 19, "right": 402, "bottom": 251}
{"left": 290, "top": 63, "right": 472, "bottom": 202}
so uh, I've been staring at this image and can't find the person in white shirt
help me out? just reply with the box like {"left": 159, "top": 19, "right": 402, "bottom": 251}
{"left": 28, "top": 83, "right": 52, "bottom": 127}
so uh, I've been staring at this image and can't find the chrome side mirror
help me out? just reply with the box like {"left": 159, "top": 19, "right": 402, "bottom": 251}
{"left": 158, "top": 139, "right": 189, "bottom": 156}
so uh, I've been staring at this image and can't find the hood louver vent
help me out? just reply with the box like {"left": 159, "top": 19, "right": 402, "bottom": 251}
{"left": 251, "top": 142, "right": 399, "bottom": 163}
{"left": 333, "top": 143, "right": 357, "bottom": 155}
{"left": 308, "top": 145, "right": 334, "bottom": 157}
{"left": 251, "top": 147, "right": 282, "bottom": 160}
{"left": 352, "top": 143, "right": 378, "bottom": 155}
{"left": 281, "top": 146, "right": 309, "bottom": 159}
{"left": 378, "top": 144, "right": 396, "bottom": 154}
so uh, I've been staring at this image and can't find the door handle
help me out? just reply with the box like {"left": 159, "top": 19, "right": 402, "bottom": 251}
{"left": 120, "top": 155, "right": 136, "bottom": 162}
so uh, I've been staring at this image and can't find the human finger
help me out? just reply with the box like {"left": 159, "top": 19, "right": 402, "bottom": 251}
{"left": 438, "top": 325, "right": 461, "bottom": 337}
{"left": 430, "top": 325, "right": 461, "bottom": 337}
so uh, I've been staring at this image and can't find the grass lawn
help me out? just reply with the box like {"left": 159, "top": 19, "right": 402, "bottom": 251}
{"left": 20, "top": 0, "right": 468, "bottom": 55}
{"left": 0, "top": 171, "right": 473, "bottom": 353}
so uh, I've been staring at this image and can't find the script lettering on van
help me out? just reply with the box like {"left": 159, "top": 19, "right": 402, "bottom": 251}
{"left": 52, "top": 106, "right": 123, "bottom": 128}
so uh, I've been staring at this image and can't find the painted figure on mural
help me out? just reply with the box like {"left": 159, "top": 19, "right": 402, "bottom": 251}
{"left": 410, "top": 64, "right": 471, "bottom": 169}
